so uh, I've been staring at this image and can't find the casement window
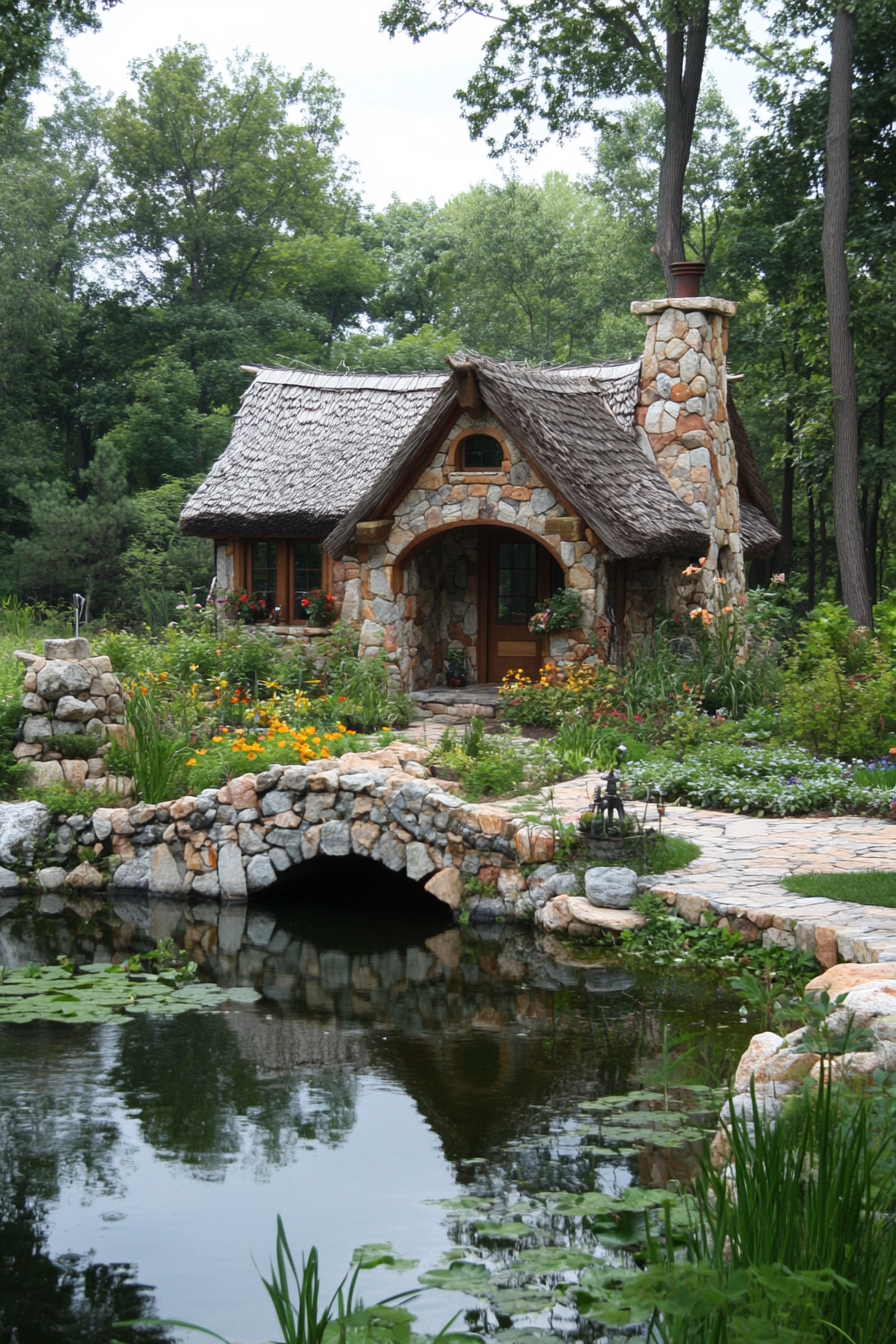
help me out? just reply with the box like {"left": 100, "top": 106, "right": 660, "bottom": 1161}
{"left": 293, "top": 541, "right": 324, "bottom": 618}
{"left": 240, "top": 540, "right": 326, "bottom": 623}
{"left": 458, "top": 433, "right": 503, "bottom": 470}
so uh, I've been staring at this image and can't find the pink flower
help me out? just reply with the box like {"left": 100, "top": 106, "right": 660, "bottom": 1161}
{"left": 176, "top": 603, "right": 186, "bottom": 609}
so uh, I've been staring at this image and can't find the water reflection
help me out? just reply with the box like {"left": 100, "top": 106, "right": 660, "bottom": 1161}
{"left": 0, "top": 864, "right": 751, "bottom": 1343}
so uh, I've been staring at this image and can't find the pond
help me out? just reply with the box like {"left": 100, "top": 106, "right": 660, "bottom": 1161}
{"left": 0, "top": 857, "right": 754, "bottom": 1344}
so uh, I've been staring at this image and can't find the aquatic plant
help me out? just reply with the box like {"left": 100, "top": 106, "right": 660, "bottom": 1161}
{"left": 117, "top": 1219, "right": 461, "bottom": 1344}
{"left": 0, "top": 956, "right": 260, "bottom": 1025}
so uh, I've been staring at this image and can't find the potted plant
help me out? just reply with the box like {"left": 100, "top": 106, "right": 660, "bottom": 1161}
{"left": 528, "top": 587, "right": 583, "bottom": 634}
{"left": 445, "top": 647, "right": 466, "bottom": 687}
{"left": 299, "top": 589, "right": 337, "bottom": 626}
{"left": 217, "top": 588, "right": 270, "bottom": 623}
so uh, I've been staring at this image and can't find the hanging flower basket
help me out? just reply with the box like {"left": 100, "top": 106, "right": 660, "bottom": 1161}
{"left": 528, "top": 588, "right": 583, "bottom": 634}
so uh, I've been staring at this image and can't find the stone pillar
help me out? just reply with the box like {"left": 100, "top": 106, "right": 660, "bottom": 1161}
{"left": 631, "top": 296, "right": 745, "bottom": 607}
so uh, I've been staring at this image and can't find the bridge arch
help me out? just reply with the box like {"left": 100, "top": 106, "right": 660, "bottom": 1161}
{"left": 107, "top": 746, "right": 549, "bottom": 919}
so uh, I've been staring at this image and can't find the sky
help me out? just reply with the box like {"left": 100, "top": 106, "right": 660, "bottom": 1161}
{"left": 51, "top": 0, "right": 759, "bottom": 210}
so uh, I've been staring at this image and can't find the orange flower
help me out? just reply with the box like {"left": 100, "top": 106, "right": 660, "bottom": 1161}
{"left": 723, "top": 605, "right": 733, "bottom": 613}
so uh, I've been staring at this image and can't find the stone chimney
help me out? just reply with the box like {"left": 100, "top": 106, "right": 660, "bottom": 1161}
{"left": 631, "top": 294, "right": 745, "bottom": 605}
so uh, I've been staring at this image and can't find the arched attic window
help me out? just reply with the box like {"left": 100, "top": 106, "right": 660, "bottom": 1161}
{"left": 459, "top": 434, "right": 503, "bottom": 470}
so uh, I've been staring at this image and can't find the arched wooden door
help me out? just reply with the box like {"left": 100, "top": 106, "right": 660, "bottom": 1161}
{"left": 481, "top": 529, "right": 562, "bottom": 682}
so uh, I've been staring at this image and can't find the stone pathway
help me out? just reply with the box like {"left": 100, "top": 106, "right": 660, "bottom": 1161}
{"left": 394, "top": 727, "right": 896, "bottom": 965}
{"left": 540, "top": 772, "right": 896, "bottom": 966}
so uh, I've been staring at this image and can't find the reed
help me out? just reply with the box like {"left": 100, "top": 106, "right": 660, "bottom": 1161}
{"left": 632, "top": 1071, "right": 896, "bottom": 1343}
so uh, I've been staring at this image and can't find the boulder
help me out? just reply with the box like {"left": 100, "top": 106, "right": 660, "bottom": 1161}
{"left": 0, "top": 800, "right": 51, "bottom": 867}
{"left": 733, "top": 1032, "right": 784, "bottom": 1091}
{"left": 22, "top": 715, "right": 53, "bottom": 744}
{"left": 805, "top": 963, "right": 896, "bottom": 994}
{"left": 246, "top": 854, "right": 277, "bottom": 891}
{"left": 584, "top": 866, "right": 639, "bottom": 908}
{"left": 514, "top": 825, "right": 555, "bottom": 863}
{"left": 36, "top": 660, "right": 92, "bottom": 701}
{"left": 43, "top": 637, "right": 90, "bottom": 660}
{"left": 425, "top": 865, "right": 464, "bottom": 910}
{"left": 37, "top": 866, "right": 67, "bottom": 891}
{"left": 64, "top": 861, "right": 105, "bottom": 890}
{"left": 565, "top": 896, "right": 647, "bottom": 934}
{"left": 0, "top": 868, "right": 19, "bottom": 892}
{"left": 217, "top": 842, "right": 247, "bottom": 899}
{"left": 54, "top": 695, "right": 98, "bottom": 722}
{"left": 406, "top": 840, "right": 437, "bottom": 882}
{"left": 320, "top": 820, "right": 351, "bottom": 857}
{"left": 26, "top": 761, "right": 64, "bottom": 787}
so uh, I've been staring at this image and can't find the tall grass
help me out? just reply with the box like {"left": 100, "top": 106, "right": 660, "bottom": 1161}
{"left": 629, "top": 1073, "right": 896, "bottom": 1343}
{"left": 125, "top": 685, "right": 190, "bottom": 803}
{"left": 117, "top": 1217, "right": 424, "bottom": 1344}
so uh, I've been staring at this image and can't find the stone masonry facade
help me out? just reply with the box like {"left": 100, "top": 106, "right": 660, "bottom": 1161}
{"left": 346, "top": 412, "right": 606, "bottom": 687}
{"left": 632, "top": 296, "right": 746, "bottom": 611}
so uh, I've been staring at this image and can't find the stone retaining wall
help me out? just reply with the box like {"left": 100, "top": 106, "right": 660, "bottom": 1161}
{"left": 12, "top": 638, "right": 132, "bottom": 796}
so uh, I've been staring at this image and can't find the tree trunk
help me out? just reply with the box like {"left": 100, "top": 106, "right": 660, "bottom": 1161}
{"left": 807, "top": 481, "right": 816, "bottom": 609}
{"left": 655, "top": 3, "right": 709, "bottom": 290}
{"left": 773, "top": 408, "right": 795, "bottom": 575}
{"left": 822, "top": 7, "right": 872, "bottom": 625}
{"left": 819, "top": 478, "right": 829, "bottom": 591}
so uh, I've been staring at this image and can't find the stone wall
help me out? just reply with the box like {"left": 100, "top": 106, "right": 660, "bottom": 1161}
{"left": 350, "top": 412, "right": 607, "bottom": 688}
{"left": 632, "top": 296, "right": 746, "bottom": 608}
{"left": 106, "top": 743, "right": 557, "bottom": 916}
{"left": 12, "top": 639, "right": 132, "bottom": 796}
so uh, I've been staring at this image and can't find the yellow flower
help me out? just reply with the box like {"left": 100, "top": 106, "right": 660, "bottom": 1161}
{"left": 186, "top": 758, "right": 196, "bottom": 766}
{"left": 212, "top": 736, "right": 223, "bottom": 743}
{"left": 198, "top": 749, "right": 207, "bottom": 755}
{"left": 190, "top": 664, "right": 198, "bottom": 671}
{"left": 246, "top": 752, "right": 257, "bottom": 761}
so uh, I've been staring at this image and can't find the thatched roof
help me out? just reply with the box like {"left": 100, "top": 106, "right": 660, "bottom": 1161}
{"left": 179, "top": 356, "right": 777, "bottom": 567}
{"left": 740, "top": 500, "right": 781, "bottom": 558}
{"left": 179, "top": 367, "right": 446, "bottom": 538}
{"left": 726, "top": 389, "right": 780, "bottom": 559}
{"left": 326, "top": 355, "right": 709, "bottom": 561}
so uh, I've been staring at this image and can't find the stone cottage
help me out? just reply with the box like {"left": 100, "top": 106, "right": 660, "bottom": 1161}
{"left": 179, "top": 290, "right": 780, "bottom": 690}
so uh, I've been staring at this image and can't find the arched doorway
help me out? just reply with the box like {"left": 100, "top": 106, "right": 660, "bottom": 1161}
{"left": 396, "top": 523, "right": 564, "bottom": 685}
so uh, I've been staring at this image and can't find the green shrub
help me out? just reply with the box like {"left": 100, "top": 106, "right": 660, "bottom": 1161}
{"left": 778, "top": 631, "right": 896, "bottom": 759}
{"left": 430, "top": 718, "right": 561, "bottom": 801}
{"left": 21, "top": 782, "right": 125, "bottom": 815}
{"left": 626, "top": 1074, "right": 896, "bottom": 1344}
{"left": 623, "top": 743, "right": 896, "bottom": 817}
{"left": 0, "top": 693, "right": 28, "bottom": 799}
{"left": 500, "top": 662, "right": 621, "bottom": 728}
{"left": 44, "top": 734, "right": 96, "bottom": 760}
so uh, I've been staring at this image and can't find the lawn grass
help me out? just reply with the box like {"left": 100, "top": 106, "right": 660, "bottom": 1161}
{"left": 783, "top": 870, "right": 896, "bottom": 908}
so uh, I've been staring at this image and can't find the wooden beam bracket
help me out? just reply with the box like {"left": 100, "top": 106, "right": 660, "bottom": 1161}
{"left": 545, "top": 516, "right": 585, "bottom": 542}
{"left": 355, "top": 519, "right": 393, "bottom": 545}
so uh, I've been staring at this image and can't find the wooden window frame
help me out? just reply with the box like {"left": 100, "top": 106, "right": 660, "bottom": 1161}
{"left": 446, "top": 427, "right": 511, "bottom": 476}
{"left": 238, "top": 539, "right": 330, "bottom": 625}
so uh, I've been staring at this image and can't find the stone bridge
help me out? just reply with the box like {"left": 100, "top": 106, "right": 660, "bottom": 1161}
{"left": 106, "top": 744, "right": 555, "bottom": 919}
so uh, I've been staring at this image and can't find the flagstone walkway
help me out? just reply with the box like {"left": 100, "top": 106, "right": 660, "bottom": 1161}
{"left": 541, "top": 772, "right": 896, "bottom": 966}
{"left": 400, "top": 721, "right": 896, "bottom": 964}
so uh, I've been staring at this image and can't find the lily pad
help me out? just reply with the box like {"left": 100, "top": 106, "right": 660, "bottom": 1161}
{"left": 418, "top": 1261, "right": 491, "bottom": 1293}
{"left": 488, "top": 1286, "right": 554, "bottom": 1315}
{"left": 512, "top": 1248, "right": 596, "bottom": 1274}
{"left": 352, "top": 1243, "right": 419, "bottom": 1272}
{"left": 473, "top": 1222, "right": 533, "bottom": 1241}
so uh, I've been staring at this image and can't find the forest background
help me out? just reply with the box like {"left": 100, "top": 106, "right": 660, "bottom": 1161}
{"left": 0, "top": 3, "right": 894, "bottom": 626}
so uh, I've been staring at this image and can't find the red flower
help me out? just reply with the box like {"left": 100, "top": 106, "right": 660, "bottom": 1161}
{"left": 301, "top": 598, "right": 309, "bottom": 608}
{"left": 259, "top": 599, "right": 265, "bottom": 608}
{"left": 240, "top": 595, "right": 247, "bottom": 602}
